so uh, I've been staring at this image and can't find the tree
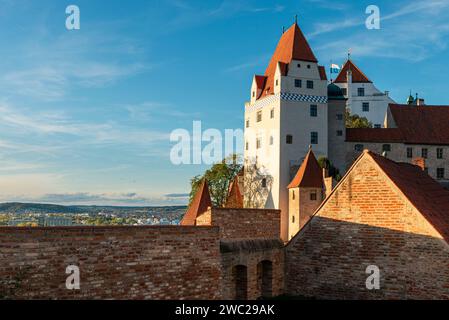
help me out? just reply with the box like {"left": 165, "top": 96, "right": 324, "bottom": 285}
{"left": 189, "top": 154, "right": 243, "bottom": 207}
{"left": 345, "top": 109, "right": 373, "bottom": 128}
{"left": 317, "top": 156, "right": 342, "bottom": 181}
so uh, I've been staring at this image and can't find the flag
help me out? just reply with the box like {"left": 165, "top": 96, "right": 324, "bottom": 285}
{"left": 330, "top": 63, "right": 340, "bottom": 74}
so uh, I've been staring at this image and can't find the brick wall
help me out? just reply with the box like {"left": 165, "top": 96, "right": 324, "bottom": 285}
{"left": 207, "top": 208, "right": 281, "bottom": 240}
{"left": 286, "top": 157, "right": 449, "bottom": 299}
{"left": 0, "top": 226, "right": 221, "bottom": 300}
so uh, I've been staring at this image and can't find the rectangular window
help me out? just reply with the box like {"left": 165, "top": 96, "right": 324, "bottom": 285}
{"left": 292, "top": 190, "right": 295, "bottom": 200}
{"left": 336, "top": 114, "right": 343, "bottom": 121}
{"left": 256, "top": 111, "right": 262, "bottom": 122}
{"left": 286, "top": 135, "right": 293, "bottom": 144}
{"left": 357, "top": 87, "right": 365, "bottom": 96}
{"left": 374, "top": 124, "right": 381, "bottom": 128}
{"left": 269, "top": 136, "right": 274, "bottom": 145}
{"left": 245, "top": 142, "right": 249, "bottom": 151}
{"left": 355, "top": 144, "right": 364, "bottom": 151}
{"left": 270, "top": 108, "right": 274, "bottom": 119}
{"left": 437, "top": 168, "right": 445, "bottom": 180}
{"left": 407, "top": 147, "right": 413, "bottom": 158}
{"left": 294, "top": 79, "right": 302, "bottom": 88}
{"left": 292, "top": 215, "right": 295, "bottom": 223}
{"left": 307, "top": 80, "right": 314, "bottom": 89}
{"left": 275, "top": 79, "right": 279, "bottom": 86}
{"left": 245, "top": 119, "right": 249, "bottom": 128}
{"left": 422, "top": 148, "right": 428, "bottom": 159}
{"left": 311, "top": 132, "right": 318, "bottom": 144}
{"left": 337, "top": 130, "right": 343, "bottom": 136}
{"left": 362, "top": 102, "right": 369, "bottom": 112}
{"left": 382, "top": 144, "right": 391, "bottom": 152}
{"left": 310, "top": 192, "right": 317, "bottom": 201}
{"left": 252, "top": 91, "right": 255, "bottom": 98}
{"left": 341, "top": 88, "right": 347, "bottom": 95}
{"left": 437, "top": 148, "right": 443, "bottom": 159}
{"left": 310, "top": 105, "right": 318, "bottom": 117}
{"left": 261, "top": 178, "right": 267, "bottom": 188}
{"left": 256, "top": 138, "right": 261, "bottom": 149}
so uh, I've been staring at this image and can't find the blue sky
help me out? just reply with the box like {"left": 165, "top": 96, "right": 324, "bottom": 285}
{"left": 1, "top": 0, "right": 449, "bottom": 206}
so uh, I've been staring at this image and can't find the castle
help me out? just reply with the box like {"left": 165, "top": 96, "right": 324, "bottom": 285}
{"left": 1, "top": 22, "right": 448, "bottom": 300}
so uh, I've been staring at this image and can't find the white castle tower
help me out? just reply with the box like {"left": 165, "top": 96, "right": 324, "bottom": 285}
{"left": 243, "top": 22, "right": 328, "bottom": 241}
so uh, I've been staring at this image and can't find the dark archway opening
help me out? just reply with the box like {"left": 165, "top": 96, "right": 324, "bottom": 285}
{"left": 233, "top": 265, "right": 248, "bottom": 300}
{"left": 257, "top": 260, "right": 273, "bottom": 298}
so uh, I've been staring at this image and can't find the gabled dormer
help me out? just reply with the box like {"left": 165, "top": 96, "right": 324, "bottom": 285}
{"left": 250, "top": 75, "right": 267, "bottom": 104}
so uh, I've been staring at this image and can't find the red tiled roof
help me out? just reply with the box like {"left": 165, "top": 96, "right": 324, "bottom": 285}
{"left": 259, "top": 23, "right": 318, "bottom": 99}
{"left": 389, "top": 104, "right": 449, "bottom": 145}
{"left": 180, "top": 179, "right": 211, "bottom": 226}
{"left": 346, "top": 128, "right": 404, "bottom": 143}
{"left": 334, "top": 60, "right": 372, "bottom": 83}
{"left": 369, "top": 151, "right": 449, "bottom": 242}
{"left": 347, "top": 104, "right": 449, "bottom": 145}
{"left": 318, "top": 66, "right": 327, "bottom": 81}
{"left": 254, "top": 75, "right": 267, "bottom": 89}
{"left": 288, "top": 149, "right": 324, "bottom": 189}
{"left": 225, "top": 177, "right": 243, "bottom": 208}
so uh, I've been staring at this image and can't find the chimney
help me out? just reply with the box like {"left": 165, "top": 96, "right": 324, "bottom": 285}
{"left": 412, "top": 157, "right": 426, "bottom": 171}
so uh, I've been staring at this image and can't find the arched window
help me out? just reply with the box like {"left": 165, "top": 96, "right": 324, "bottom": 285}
{"left": 257, "top": 260, "right": 273, "bottom": 298}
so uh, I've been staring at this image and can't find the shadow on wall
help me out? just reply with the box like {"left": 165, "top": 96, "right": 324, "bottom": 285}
{"left": 285, "top": 216, "right": 449, "bottom": 300}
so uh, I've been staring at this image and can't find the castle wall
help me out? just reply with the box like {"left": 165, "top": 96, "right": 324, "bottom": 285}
{"left": 285, "top": 156, "right": 449, "bottom": 299}
{"left": 0, "top": 226, "right": 221, "bottom": 300}
{"left": 207, "top": 208, "right": 281, "bottom": 240}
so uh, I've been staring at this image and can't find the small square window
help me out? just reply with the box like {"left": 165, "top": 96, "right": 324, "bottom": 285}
{"left": 422, "top": 148, "right": 428, "bottom": 159}
{"left": 307, "top": 64, "right": 311, "bottom": 69}
{"left": 310, "top": 105, "right": 317, "bottom": 117}
{"left": 270, "top": 109, "right": 274, "bottom": 119}
{"left": 286, "top": 135, "right": 293, "bottom": 144}
{"left": 362, "top": 102, "right": 369, "bottom": 112}
{"left": 358, "top": 88, "right": 365, "bottom": 96}
{"left": 341, "top": 88, "right": 347, "bottom": 95}
{"left": 337, "top": 130, "right": 343, "bottom": 136}
{"left": 310, "top": 192, "right": 317, "bottom": 201}
{"left": 307, "top": 80, "right": 314, "bottom": 89}
{"left": 295, "top": 79, "right": 302, "bottom": 88}
{"left": 311, "top": 132, "right": 318, "bottom": 144}
{"left": 355, "top": 144, "right": 364, "bottom": 151}
{"left": 437, "top": 148, "right": 443, "bottom": 159}
{"left": 437, "top": 168, "right": 445, "bottom": 180}
{"left": 382, "top": 144, "right": 391, "bottom": 152}
{"left": 336, "top": 114, "right": 343, "bottom": 120}
{"left": 407, "top": 147, "right": 413, "bottom": 158}
{"left": 257, "top": 111, "right": 262, "bottom": 122}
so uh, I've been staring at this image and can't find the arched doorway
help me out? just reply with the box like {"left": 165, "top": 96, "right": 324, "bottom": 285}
{"left": 232, "top": 265, "right": 248, "bottom": 300}
{"left": 257, "top": 260, "right": 273, "bottom": 298}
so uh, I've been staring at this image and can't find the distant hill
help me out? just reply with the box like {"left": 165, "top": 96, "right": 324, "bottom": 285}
{"left": 0, "top": 202, "right": 187, "bottom": 215}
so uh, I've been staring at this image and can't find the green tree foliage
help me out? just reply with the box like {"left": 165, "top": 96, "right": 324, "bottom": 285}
{"left": 317, "top": 156, "right": 342, "bottom": 181}
{"left": 189, "top": 154, "right": 243, "bottom": 207}
{"left": 345, "top": 109, "right": 373, "bottom": 128}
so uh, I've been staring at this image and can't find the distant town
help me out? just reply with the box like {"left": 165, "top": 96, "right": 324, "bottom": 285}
{"left": 0, "top": 203, "right": 186, "bottom": 227}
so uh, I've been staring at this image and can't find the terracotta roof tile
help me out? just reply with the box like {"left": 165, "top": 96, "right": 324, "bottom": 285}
{"left": 288, "top": 149, "right": 324, "bottom": 189}
{"left": 180, "top": 179, "right": 211, "bottom": 226}
{"left": 334, "top": 60, "right": 372, "bottom": 83}
{"left": 259, "top": 23, "right": 318, "bottom": 99}
{"left": 225, "top": 177, "right": 243, "bottom": 208}
{"left": 318, "top": 65, "right": 327, "bottom": 81}
{"left": 346, "top": 128, "right": 404, "bottom": 143}
{"left": 389, "top": 104, "right": 449, "bottom": 145}
{"left": 368, "top": 151, "right": 449, "bottom": 242}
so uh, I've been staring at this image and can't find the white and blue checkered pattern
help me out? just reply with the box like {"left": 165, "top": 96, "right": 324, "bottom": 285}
{"left": 281, "top": 92, "right": 327, "bottom": 104}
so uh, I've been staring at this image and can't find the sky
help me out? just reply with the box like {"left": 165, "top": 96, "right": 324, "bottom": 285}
{"left": 1, "top": 0, "right": 449, "bottom": 206}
